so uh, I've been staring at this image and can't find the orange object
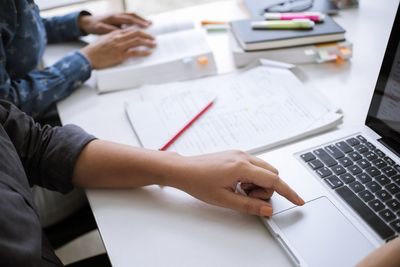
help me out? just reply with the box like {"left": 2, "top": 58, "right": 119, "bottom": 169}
{"left": 201, "top": 20, "right": 227, "bottom": 26}
{"left": 197, "top": 56, "right": 209, "bottom": 66}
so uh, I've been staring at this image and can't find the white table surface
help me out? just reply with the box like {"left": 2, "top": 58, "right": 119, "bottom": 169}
{"left": 52, "top": 1, "right": 399, "bottom": 266}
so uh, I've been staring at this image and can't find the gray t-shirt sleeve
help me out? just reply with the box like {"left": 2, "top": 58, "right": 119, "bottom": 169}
{"left": 0, "top": 100, "right": 96, "bottom": 193}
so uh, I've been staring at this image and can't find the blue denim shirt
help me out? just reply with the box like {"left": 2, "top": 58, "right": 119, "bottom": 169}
{"left": 0, "top": 0, "right": 92, "bottom": 118}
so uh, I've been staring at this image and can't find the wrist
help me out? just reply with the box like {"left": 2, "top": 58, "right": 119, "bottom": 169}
{"left": 78, "top": 13, "right": 92, "bottom": 34}
{"left": 156, "top": 151, "right": 189, "bottom": 189}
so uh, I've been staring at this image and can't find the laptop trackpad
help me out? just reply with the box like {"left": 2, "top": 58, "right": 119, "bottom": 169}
{"left": 272, "top": 197, "right": 375, "bottom": 267}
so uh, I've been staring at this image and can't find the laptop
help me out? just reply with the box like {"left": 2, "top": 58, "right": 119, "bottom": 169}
{"left": 257, "top": 4, "right": 400, "bottom": 267}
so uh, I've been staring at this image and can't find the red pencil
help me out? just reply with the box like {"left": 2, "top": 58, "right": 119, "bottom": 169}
{"left": 159, "top": 98, "right": 216, "bottom": 151}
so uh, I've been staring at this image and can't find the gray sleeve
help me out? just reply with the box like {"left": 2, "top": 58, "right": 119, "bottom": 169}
{"left": 0, "top": 100, "right": 96, "bottom": 193}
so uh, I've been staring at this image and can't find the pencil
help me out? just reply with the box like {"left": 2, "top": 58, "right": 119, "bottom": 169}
{"left": 159, "top": 97, "right": 216, "bottom": 151}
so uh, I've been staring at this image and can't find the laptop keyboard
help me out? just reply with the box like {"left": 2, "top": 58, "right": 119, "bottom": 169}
{"left": 300, "top": 135, "right": 400, "bottom": 241}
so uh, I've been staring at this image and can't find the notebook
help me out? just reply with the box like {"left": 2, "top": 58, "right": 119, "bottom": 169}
{"left": 83, "top": 16, "right": 218, "bottom": 93}
{"left": 230, "top": 16, "right": 346, "bottom": 51}
{"left": 125, "top": 62, "right": 343, "bottom": 156}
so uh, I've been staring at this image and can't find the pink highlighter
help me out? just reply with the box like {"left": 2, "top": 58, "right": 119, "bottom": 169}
{"left": 263, "top": 12, "right": 325, "bottom": 22}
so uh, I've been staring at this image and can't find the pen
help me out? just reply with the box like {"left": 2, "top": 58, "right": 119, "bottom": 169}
{"left": 251, "top": 19, "right": 315, "bottom": 30}
{"left": 159, "top": 97, "right": 216, "bottom": 151}
{"left": 263, "top": 12, "right": 325, "bottom": 22}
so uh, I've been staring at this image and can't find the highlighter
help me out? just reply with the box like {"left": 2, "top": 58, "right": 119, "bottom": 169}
{"left": 251, "top": 19, "right": 315, "bottom": 30}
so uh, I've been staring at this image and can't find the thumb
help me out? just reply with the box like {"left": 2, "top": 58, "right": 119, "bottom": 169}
{"left": 219, "top": 190, "right": 273, "bottom": 217}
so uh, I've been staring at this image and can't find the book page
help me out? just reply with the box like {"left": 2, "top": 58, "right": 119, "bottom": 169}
{"left": 126, "top": 66, "right": 339, "bottom": 155}
{"left": 117, "top": 29, "right": 211, "bottom": 68}
{"left": 81, "top": 16, "right": 194, "bottom": 44}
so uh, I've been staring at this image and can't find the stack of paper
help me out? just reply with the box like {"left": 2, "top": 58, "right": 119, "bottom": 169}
{"left": 126, "top": 64, "right": 342, "bottom": 156}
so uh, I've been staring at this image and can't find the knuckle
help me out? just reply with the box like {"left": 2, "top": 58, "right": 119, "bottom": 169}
{"left": 269, "top": 174, "right": 280, "bottom": 187}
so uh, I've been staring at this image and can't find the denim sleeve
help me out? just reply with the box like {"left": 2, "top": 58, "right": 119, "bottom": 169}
{"left": 0, "top": 100, "right": 96, "bottom": 193}
{"left": 42, "top": 11, "right": 90, "bottom": 43}
{"left": 0, "top": 29, "right": 92, "bottom": 117}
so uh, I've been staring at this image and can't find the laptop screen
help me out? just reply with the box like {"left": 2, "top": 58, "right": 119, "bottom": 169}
{"left": 366, "top": 4, "right": 400, "bottom": 153}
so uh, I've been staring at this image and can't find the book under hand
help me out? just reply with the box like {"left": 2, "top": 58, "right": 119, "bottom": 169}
{"left": 230, "top": 15, "right": 346, "bottom": 51}
{"left": 83, "top": 16, "right": 218, "bottom": 93}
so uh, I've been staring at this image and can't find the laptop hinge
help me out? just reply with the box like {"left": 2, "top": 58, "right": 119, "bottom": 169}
{"left": 377, "top": 137, "right": 400, "bottom": 158}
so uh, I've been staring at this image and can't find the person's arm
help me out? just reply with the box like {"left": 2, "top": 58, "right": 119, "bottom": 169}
{"left": 42, "top": 11, "right": 90, "bottom": 43}
{"left": 356, "top": 238, "right": 400, "bottom": 267}
{"left": 0, "top": 100, "right": 304, "bottom": 216}
{"left": 0, "top": 28, "right": 91, "bottom": 116}
{"left": 72, "top": 140, "right": 304, "bottom": 216}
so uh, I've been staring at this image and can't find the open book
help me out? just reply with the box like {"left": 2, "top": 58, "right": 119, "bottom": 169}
{"left": 83, "top": 17, "right": 218, "bottom": 93}
{"left": 125, "top": 63, "right": 343, "bottom": 156}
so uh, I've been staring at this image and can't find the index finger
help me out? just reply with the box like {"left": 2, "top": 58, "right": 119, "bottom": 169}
{"left": 117, "top": 13, "right": 151, "bottom": 27}
{"left": 242, "top": 166, "right": 304, "bottom": 206}
{"left": 272, "top": 176, "right": 305, "bottom": 206}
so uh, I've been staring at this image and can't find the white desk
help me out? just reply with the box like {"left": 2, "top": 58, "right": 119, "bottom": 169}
{"left": 54, "top": 1, "right": 399, "bottom": 266}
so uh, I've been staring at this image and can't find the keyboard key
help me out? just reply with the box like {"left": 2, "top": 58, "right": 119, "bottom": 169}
{"left": 338, "top": 157, "right": 353, "bottom": 167}
{"left": 383, "top": 167, "right": 397, "bottom": 177}
{"left": 386, "top": 183, "right": 400, "bottom": 195}
{"left": 394, "top": 165, "right": 400, "bottom": 173}
{"left": 339, "top": 173, "right": 355, "bottom": 184}
{"left": 392, "top": 175, "right": 400, "bottom": 186}
{"left": 324, "top": 176, "right": 344, "bottom": 189}
{"left": 317, "top": 167, "right": 332, "bottom": 178}
{"left": 376, "top": 175, "right": 391, "bottom": 186}
{"left": 369, "top": 199, "right": 385, "bottom": 212}
{"left": 357, "top": 159, "right": 371, "bottom": 169}
{"left": 356, "top": 173, "right": 372, "bottom": 184}
{"left": 387, "top": 199, "right": 400, "bottom": 212}
{"left": 348, "top": 152, "right": 362, "bottom": 162}
{"left": 325, "top": 145, "right": 345, "bottom": 159}
{"left": 336, "top": 141, "right": 353, "bottom": 154}
{"left": 364, "top": 151, "right": 378, "bottom": 161}
{"left": 374, "top": 149, "right": 386, "bottom": 158}
{"left": 301, "top": 152, "right": 316, "bottom": 162}
{"left": 335, "top": 186, "right": 395, "bottom": 240}
{"left": 359, "top": 190, "right": 374, "bottom": 202}
{"left": 308, "top": 159, "right": 324, "bottom": 170}
{"left": 355, "top": 144, "right": 369, "bottom": 154}
{"left": 314, "top": 149, "right": 337, "bottom": 167}
{"left": 379, "top": 209, "right": 396, "bottom": 223}
{"left": 365, "top": 142, "right": 376, "bottom": 150}
{"left": 384, "top": 156, "right": 396, "bottom": 166}
{"left": 365, "top": 166, "right": 381, "bottom": 177}
{"left": 331, "top": 165, "right": 346, "bottom": 175}
{"left": 356, "top": 135, "right": 367, "bottom": 143}
{"left": 348, "top": 165, "right": 363, "bottom": 175}
{"left": 372, "top": 159, "right": 387, "bottom": 169}
{"left": 349, "top": 181, "right": 365, "bottom": 193}
{"left": 376, "top": 190, "right": 392, "bottom": 202}
{"left": 346, "top": 137, "right": 361, "bottom": 147}
{"left": 366, "top": 181, "right": 382, "bottom": 193}
{"left": 390, "top": 220, "right": 400, "bottom": 232}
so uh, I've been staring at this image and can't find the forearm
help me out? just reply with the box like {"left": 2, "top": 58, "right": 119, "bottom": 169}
{"left": 356, "top": 238, "right": 400, "bottom": 267}
{"left": 72, "top": 140, "right": 184, "bottom": 189}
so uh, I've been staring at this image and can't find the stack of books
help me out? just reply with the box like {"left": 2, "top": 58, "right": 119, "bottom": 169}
{"left": 229, "top": 10, "right": 352, "bottom": 67}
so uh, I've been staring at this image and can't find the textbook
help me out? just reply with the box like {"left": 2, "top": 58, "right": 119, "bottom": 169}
{"left": 84, "top": 17, "right": 218, "bottom": 93}
{"left": 125, "top": 61, "right": 343, "bottom": 156}
{"left": 228, "top": 31, "right": 353, "bottom": 67}
{"left": 230, "top": 15, "right": 345, "bottom": 51}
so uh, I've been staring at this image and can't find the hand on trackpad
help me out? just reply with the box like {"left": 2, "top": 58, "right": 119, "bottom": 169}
{"left": 271, "top": 197, "right": 375, "bottom": 267}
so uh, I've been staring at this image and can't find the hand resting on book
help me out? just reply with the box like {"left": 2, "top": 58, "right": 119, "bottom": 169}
{"left": 81, "top": 28, "right": 157, "bottom": 69}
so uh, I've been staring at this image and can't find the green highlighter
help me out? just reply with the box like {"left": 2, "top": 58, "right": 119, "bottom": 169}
{"left": 251, "top": 19, "right": 315, "bottom": 30}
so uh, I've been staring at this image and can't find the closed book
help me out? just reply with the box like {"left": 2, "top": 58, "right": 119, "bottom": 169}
{"left": 231, "top": 16, "right": 346, "bottom": 51}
